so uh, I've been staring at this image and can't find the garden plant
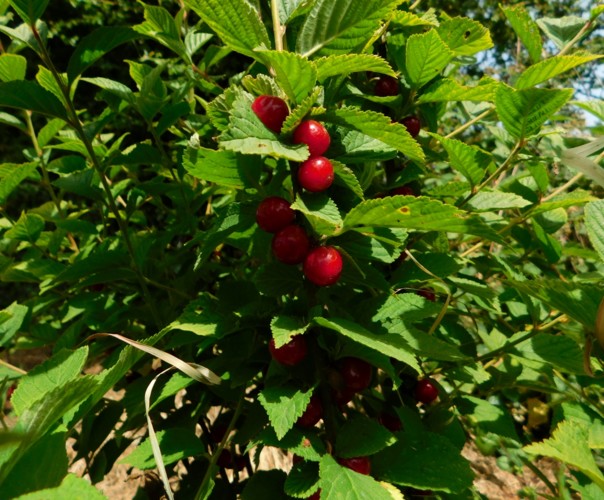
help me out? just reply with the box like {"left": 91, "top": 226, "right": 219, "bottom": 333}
{"left": 0, "top": 0, "right": 603, "bottom": 498}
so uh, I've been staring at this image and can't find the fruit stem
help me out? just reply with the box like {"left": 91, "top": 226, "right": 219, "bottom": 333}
{"left": 271, "top": 0, "right": 285, "bottom": 52}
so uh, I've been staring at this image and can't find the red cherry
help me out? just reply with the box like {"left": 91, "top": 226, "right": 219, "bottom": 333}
{"left": 272, "top": 225, "right": 310, "bottom": 265}
{"left": 269, "top": 336, "right": 308, "bottom": 366}
{"left": 296, "top": 395, "right": 323, "bottom": 428}
{"left": 332, "top": 387, "right": 355, "bottom": 407}
{"left": 378, "top": 412, "right": 402, "bottom": 432}
{"left": 251, "top": 95, "right": 289, "bottom": 133}
{"left": 415, "top": 379, "right": 439, "bottom": 404}
{"left": 256, "top": 196, "right": 295, "bottom": 233}
{"left": 307, "top": 491, "right": 321, "bottom": 500}
{"left": 390, "top": 185, "right": 417, "bottom": 197}
{"left": 338, "top": 456, "right": 371, "bottom": 475}
{"left": 293, "top": 120, "right": 331, "bottom": 157}
{"left": 416, "top": 288, "right": 436, "bottom": 302}
{"left": 401, "top": 116, "right": 421, "bottom": 138}
{"left": 303, "top": 246, "right": 343, "bottom": 287}
{"left": 374, "top": 76, "right": 399, "bottom": 97}
{"left": 298, "top": 156, "right": 334, "bottom": 192}
{"left": 339, "top": 357, "right": 372, "bottom": 392}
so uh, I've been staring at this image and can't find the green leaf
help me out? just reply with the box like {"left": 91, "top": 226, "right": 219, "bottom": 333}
{"left": 536, "top": 16, "right": 586, "bottom": 51}
{"left": 242, "top": 470, "right": 289, "bottom": 500}
{"left": 561, "top": 140, "right": 604, "bottom": 189}
{"left": 507, "top": 279, "right": 603, "bottom": 328}
{"left": 8, "top": 0, "right": 49, "bottom": 24}
{"left": 277, "top": 0, "right": 313, "bottom": 24}
{"left": 219, "top": 91, "right": 309, "bottom": 161}
{"left": 501, "top": 4, "right": 543, "bottom": 63}
{"left": 585, "top": 200, "right": 604, "bottom": 262}
{"left": 343, "top": 196, "right": 503, "bottom": 243}
{"left": 0, "top": 54, "right": 26, "bottom": 82}
{"left": 258, "top": 385, "right": 313, "bottom": 440}
{"left": 391, "top": 10, "right": 438, "bottom": 27}
{"left": 254, "top": 262, "right": 305, "bottom": 297}
{"left": 336, "top": 227, "right": 406, "bottom": 264}
{"left": 81, "top": 77, "right": 136, "bottom": 104}
{"left": 525, "top": 420, "right": 604, "bottom": 490}
{"left": 291, "top": 193, "right": 343, "bottom": 236}
{"left": 0, "top": 111, "right": 26, "bottom": 131}
{"left": 332, "top": 161, "right": 364, "bottom": 199}
{"left": 134, "top": 4, "right": 190, "bottom": 63}
{"left": 271, "top": 315, "right": 310, "bottom": 348}
{"left": 532, "top": 218, "right": 562, "bottom": 263}
{"left": 531, "top": 189, "right": 596, "bottom": 215}
{"left": 418, "top": 77, "right": 499, "bottom": 103}
{"left": 280, "top": 86, "right": 322, "bottom": 134}
{"left": 257, "top": 50, "right": 316, "bottom": 104}
{"left": 319, "top": 455, "right": 392, "bottom": 500}
{"left": 314, "top": 317, "right": 420, "bottom": 373}
{"left": 183, "top": 147, "right": 262, "bottom": 189}
{"left": 372, "top": 431, "right": 474, "bottom": 492}
{"left": 513, "top": 334, "right": 584, "bottom": 374}
{"left": 184, "top": 0, "right": 270, "bottom": 60}
{"left": 495, "top": 85, "right": 573, "bottom": 139}
{"left": 325, "top": 107, "right": 425, "bottom": 164}
{"left": 456, "top": 396, "right": 519, "bottom": 440}
{"left": 437, "top": 17, "right": 492, "bottom": 56}
{"left": 336, "top": 415, "right": 396, "bottom": 458}
{"left": 165, "top": 295, "right": 224, "bottom": 337}
{"left": 11, "top": 348, "right": 89, "bottom": 416}
{"left": 516, "top": 54, "right": 602, "bottom": 90}
{"left": 5, "top": 212, "right": 45, "bottom": 243}
{"left": 431, "top": 133, "right": 491, "bottom": 186}
{"left": 120, "top": 428, "right": 206, "bottom": 469}
{"left": 14, "top": 474, "right": 107, "bottom": 500}
{"left": 0, "top": 81, "right": 68, "bottom": 121}
{"left": 67, "top": 27, "right": 139, "bottom": 83}
{"left": 573, "top": 100, "right": 604, "bottom": 121}
{"left": 315, "top": 54, "right": 394, "bottom": 81}
{"left": 405, "top": 30, "right": 453, "bottom": 89}
{"left": 251, "top": 426, "right": 326, "bottom": 462}
{"left": 0, "top": 302, "right": 28, "bottom": 348}
{"left": 284, "top": 461, "right": 320, "bottom": 498}
{"left": 296, "top": 0, "right": 401, "bottom": 57}
{"left": 466, "top": 191, "right": 532, "bottom": 212}
{"left": 0, "top": 162, "right": 38, "bottom": 205}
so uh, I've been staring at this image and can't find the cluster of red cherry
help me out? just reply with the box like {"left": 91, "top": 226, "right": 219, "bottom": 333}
{"left": 252, "top": 96, "right": 343, "bottom": 287}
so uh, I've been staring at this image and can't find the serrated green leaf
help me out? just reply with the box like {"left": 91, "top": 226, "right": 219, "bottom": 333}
{"left": 585, "top": 200, "right": 604, "bottom": 262}
{"left": 335, "top": 129, "right": 397, "bottom": 164}
{"left": 313, "top": 317, "right": 420, "bottom": 373}
{"left": 405, "top": 30, "right": 453, "bottom": 88}
{"left": 332, "top": 161, "right": 364, "bottom": 199}
{"left": 291, "top": 193, "right": 342, "bottom": 236}
{"left": 14, "top": 474, "right": 107, "bottom": 500}
{"left": 296, "top": 0, "right": 401, "bottom": 57}
{"left": 184, "top": 0, "right": 270, "bottom": 60}
{"left": 258, "top": 386, "right": 313, "bottom": 440}
{"left": 325, "top": 106, "right": 425, "bottom": 164}
{"left": 0, "top": 162, "right": 38, "bottom": 205}
{"left": 516, "top": 54, "right": 602, "bottom": 90}
{"left": 120, "top": 428, "right": 206, "bottom": 469}
{"left": 0, "top": 81, "right": 68, "bottom": 121}
{"left": 0, "top": 302, "right": 28, "bottom": 348}
{"left": 437, "top": 17, "right": 492, "bottom": 56}
{"left": 573, "top": 100, "right": 604, "bottom": 121}
{"left": 284, "top": 461, "right": 320, "bottom": 498}
{"left": 525, "top": 420, "right": 604, "bottom": 490}
{"left": 36, "top": 66, "right": 68, "bottom": 110}
{"left": 183, "top": 147, "right": 262, "bottom": 189}
{"left": 343, "top": 196, "right": 503, "bottom": 243}
{"left": 391, "top": 10, "right": 438, "bottom": 27}
{"left": 513, "top": 334, "right": 584, "bottom": 374}
{"left": 271, "top": 315, "right": 310, "bottom": 348}
{"left": 536, "top": 16, "right": 586, "bottom": 51}
{"left": 319, "top": 455, "right": 393, "bottom": 500}
{"left": 241, "top": 74, "right": 285, "bottom": 99}
{"left": 281, "top": 87, "right": 322, "bottom": 134}
{"left": 431, "top": 133, "right": 491, "bottom": 186}
{"left": 219, "top": 91, "right": 309, "bottom": 161}
{"left": 336, "top": 415, "right": 396, "bottom": 458}
{"left": 495, "top": 85, "right": 573, "bottom": 139}
{"left": 372, "top": 431, "right": 473, "bottom": 492}
{"left": 257, "top": 50, "right": 316, "bottom": 104}
{"left": 0, "top": 54, "right": 26, "bottom": 82}
{"left": 251, "top": 426, "right": 326, "bottom": 462}
{"left": 81, "top": 77, "right": 136, "bottom": 104}
{"left": 5, "top": 212, "right": 45, "bottom": 243}
{"left": 277, "top": 0, "right": 314, "bottom": 24}
{"left": 456, "top": 396, "right": 519, "bottom": 440}
{"left": 67, "top": 27, "right": 139, "bottom": 83}
{"left": 315, "top": 54, "right": 394, "bottom": 81}
{"left": 206, "top": 85, "right": 243, "bottom": 132}
{"left": 254, "top": 262, "right": 305, "bottom": 297}
{"left": 8, "top": 0, "right": 49, "bottom": 24}
{"left": 530, "top": 189, "right": 596, "bottom": 215}
{"left": 466, "top": 190, "right": 532, "bottom": 212}
{"left": 133, "top": 4, "right": 190, "bottom": 63}
{"left": 417, "top": 77, "right": 499, "bottom": 103}
{"left": 501, "top": 4, "right": 543, "bottom": 63}
{"left": 336, "top": 227, "right": 406, "bottom": 264}
{"left": 532, "top": 218, "right": 562, "bottom": 263}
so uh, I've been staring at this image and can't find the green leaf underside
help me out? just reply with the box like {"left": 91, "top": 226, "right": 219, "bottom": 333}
{"left": 183, "top": 0, "right": 270, "bottom": 60}
{"left": 515, "top": 54, "right": 602, "bottom": 90}
{"left": 319, "top": 455, "right": 393, "bottom": 500}
{"left": 501, "top": 4, "right": 543, "bottom": 63}
{"left": 466, "top": 191, "right": 532, "bottom": 212}
{"left": 258, "top": 386, "right": 313, "bottom": 440}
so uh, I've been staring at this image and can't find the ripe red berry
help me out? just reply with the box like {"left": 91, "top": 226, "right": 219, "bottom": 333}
{"left": 251, "top": 95, "right": 289, "bottom": 133}
{"left": 303, "top": 246, "right": 343, "bottom": 286}
{"left": 256, "top": 196, "right": 295, "bottom": 233}
{"left": 269, "top": 336, "right": 308, "bottom": 366}
{"left": 298, "top": 156, "right": 334, "bottom": 192}
{"left": 374, "top": 76, "right": 399, "bottom": 97}
{"left": 378, "top": 412, "right": 402, "bottom": 432}
{"left": 307, "top": 491, "right": 321, "bottom": 500}
{"left": 296, "top": 395, "right": 323, "bottom": 428}
{"left": 338, "top": 456, "right": 371, "bottom": 475}
{"left": 293, "top": 120, "right": 331, "bottom": 157}
{"left": 272, "top": 225, "right": 310, "bottom": 265}
{"left": 401, "top": 115, "right": 421, "bottom": 138}
{"left": 416, "top": 288, "right": 436, "bottom": 302}
{"left": 415, "top": 379, "right": 439, "bottom": 404}
{"left": 339, "top": 357, "right": 372, "bottom": 392}
{"left": 390, "top": 185, "right": 417, "bottom": 197}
